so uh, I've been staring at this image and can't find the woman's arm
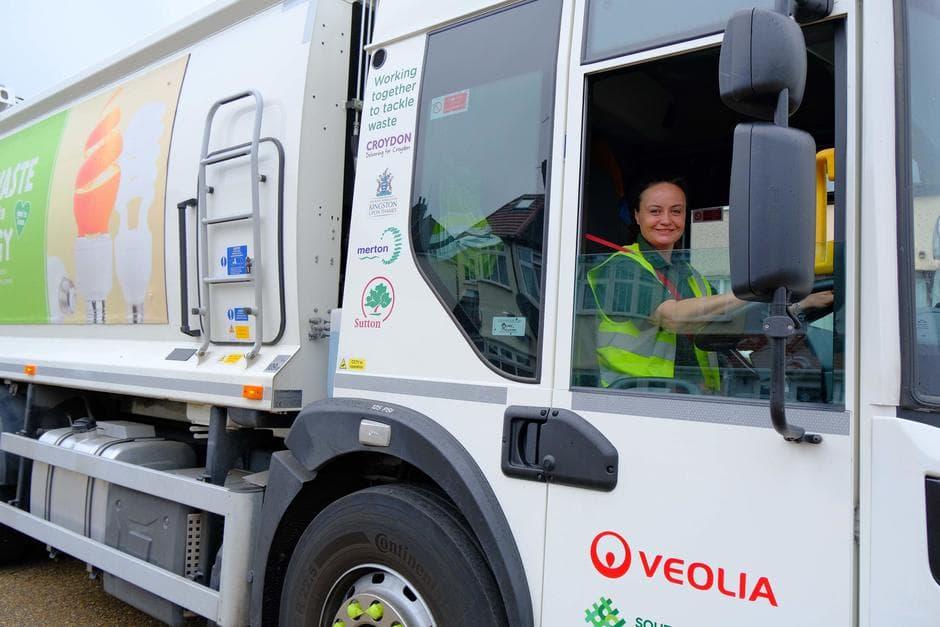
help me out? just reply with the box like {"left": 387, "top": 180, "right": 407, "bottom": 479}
{"left": 652, "top": 292, "right": 745, "bottom": 333}
{"left": 653, "top": 290, "right": 835, "bottom": 334}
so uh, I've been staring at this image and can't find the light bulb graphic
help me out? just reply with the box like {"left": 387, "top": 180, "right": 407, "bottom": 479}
{"left": 114, "top": 102, "right": 165, "bottom": 323}
{"left": 73, "top": 100, "right": 122, "bottom": 323}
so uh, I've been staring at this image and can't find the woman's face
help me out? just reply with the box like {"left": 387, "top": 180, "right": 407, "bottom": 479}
{"left": 634, "top": 182, "right": 686, "bottom": 251}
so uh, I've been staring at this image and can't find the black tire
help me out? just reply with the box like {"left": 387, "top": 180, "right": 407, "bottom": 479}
{"left": 279, "top": 484, "right": 507, "bottom": 626}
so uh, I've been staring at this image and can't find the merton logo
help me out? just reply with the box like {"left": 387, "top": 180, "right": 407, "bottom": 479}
{"left": 589, "top": 531, "right": 779, "bottom": 607}
{"left": 355, "top": 276, "right": 396, "bottom": 329}
{"left": 357, "top": 226, "right": 402, "bottom": 265}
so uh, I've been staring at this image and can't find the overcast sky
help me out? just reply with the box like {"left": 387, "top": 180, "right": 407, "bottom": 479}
{"left": 1, "top": 0, "right": 217, "bottom": 101}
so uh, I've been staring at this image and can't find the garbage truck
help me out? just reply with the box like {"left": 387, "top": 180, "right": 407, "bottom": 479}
{"left": 0, "top": 0, "right": 938, "bottom": 625}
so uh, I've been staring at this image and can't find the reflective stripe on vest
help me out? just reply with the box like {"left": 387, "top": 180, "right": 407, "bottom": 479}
{"left": 587, "top": 244, "right": 720, "bottom": 391}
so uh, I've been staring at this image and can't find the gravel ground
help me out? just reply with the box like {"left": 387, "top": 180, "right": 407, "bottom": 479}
{"left": 0, "top": 545, "right": 166, "bottom": 626}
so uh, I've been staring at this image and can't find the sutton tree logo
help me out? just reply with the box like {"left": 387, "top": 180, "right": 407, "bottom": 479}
{"left": 355, "top": 276, "right": 396, "bottom": 329}
{"left": 376, "top": 168, "right": 393, "bottom": 197}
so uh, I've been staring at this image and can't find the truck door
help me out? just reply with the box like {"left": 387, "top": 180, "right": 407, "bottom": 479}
{"left": 538, "top": 3, "right": 855, "bottom": 625}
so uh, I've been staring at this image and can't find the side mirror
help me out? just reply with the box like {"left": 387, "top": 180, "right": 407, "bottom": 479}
{"left": 729, "top": 122, "right": 816, "bottom": 302}
{"left": 720, "top": 5, "right": 821, "bottom": 445}
{"left": 719, "top": 8, "right": 807, "bottom": 120}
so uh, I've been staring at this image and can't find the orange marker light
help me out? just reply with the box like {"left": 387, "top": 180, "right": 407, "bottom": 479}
{"left": 242, "top": 385, "right": 263, "bottom": 401}
{"left": 23, "top": 365, "right": 36, "bottom": 376}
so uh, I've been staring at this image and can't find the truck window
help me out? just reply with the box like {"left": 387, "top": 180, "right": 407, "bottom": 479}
{"left": 410, "top": 0, "right": 562, "bottom": 381}
{"left": 583, "top": 0, "right": 777, "bottom": 63}
{"left": 573, "top": 22, "right": 845, "bottom": 405}
{"left": 900, "top": 0, "right": 940, "bottom": 404}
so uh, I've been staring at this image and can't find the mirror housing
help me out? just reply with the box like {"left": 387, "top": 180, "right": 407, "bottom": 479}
{"left": 719, "top": 8, "right": 807, "bottom": 120}
{"left": 729, "top": 122, "right": 816, "bottom": 302}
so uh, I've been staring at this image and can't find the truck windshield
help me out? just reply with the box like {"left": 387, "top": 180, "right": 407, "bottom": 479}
{"left": 902, "top": 0, "right": 940, "bottom": 401}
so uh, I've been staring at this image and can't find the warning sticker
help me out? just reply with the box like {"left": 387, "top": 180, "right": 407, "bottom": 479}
{"left": 220, "top": 353, "right": 243, "bottom": 364}
{"left": 339, "top": 358, "right": 366, "bottom": 371}
{"left": 225, "top": 245, "right": 248, "bottom": 276}
{"left": 234, "top": 325, "right": 250, "bottom": 340}
{"left": 430, "top": 89, "right": 470, "bottom": 120}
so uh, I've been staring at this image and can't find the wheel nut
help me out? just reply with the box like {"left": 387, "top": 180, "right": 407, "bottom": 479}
{"left": 366, "top": 601, "right": 384, "bottom": 620}
{"left": 346, "top": 600, "right": 364, "bottom": 619}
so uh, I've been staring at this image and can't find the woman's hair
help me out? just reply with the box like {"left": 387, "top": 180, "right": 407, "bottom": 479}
{"left": 630, "top": 176, "right": 689, "bottom": 213}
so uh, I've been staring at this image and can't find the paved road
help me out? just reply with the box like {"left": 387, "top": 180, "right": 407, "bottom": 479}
{"left": 0, "top": 545, "right": 166, "bottom": 626}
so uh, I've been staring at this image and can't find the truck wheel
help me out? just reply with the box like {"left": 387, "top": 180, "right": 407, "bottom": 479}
{"left": 279, "top": 484, "right": 507, "bottom": 626}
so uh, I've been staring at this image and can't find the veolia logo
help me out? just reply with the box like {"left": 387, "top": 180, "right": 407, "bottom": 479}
{"left": 591, "top": 530, "right": 632, "bottom": 579}
{"left": 589, "top": 531, "right": 779, "bottom": 607}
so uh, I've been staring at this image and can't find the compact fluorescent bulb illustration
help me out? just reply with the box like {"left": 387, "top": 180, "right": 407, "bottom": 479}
{"left": 114, "top": 103, "right": 165, "bottom": 323}
{"left": 74, "top": 104, "right": 122, "bottom": 323}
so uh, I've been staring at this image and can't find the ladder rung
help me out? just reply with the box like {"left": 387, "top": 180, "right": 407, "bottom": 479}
{"left": 201, "top": 147, "right": 250, "bottom": 166}
{"left": 204, "top": 276, "right": 253, "bottom": 285}
{"left": 202, "top": 212, "right": 254, "bottom": 226}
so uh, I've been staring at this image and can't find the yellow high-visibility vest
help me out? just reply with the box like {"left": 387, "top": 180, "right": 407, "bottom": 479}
{"left": 587, "top": 244, "right": 721, "bottom": 391}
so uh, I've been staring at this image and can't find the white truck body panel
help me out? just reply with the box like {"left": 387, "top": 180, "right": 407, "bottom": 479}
{"left": 0, "top": 0, "right": 350, "bottom": 412}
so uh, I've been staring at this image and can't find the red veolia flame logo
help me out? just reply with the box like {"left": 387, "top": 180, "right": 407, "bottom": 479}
{"left": 590, "top": 531, "right": 631, "bottom": 579}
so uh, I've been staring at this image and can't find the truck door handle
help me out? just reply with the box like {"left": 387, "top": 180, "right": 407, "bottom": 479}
{"left": 502, "top": 406, "right": 618, "bottom": 491}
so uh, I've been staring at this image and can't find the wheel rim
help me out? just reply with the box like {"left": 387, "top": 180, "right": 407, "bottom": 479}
{"left": 322, "top": 564, "right": 436, "bottom": 627}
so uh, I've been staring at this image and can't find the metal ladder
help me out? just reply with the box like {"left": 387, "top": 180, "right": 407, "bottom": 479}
{"left": 195, "top": 90, "right": 264, "bottom": 361}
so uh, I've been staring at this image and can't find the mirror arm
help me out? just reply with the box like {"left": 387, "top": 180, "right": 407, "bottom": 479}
{"left": 774, "top": 88, "right": 790, "bottom": 128}
{"left": 766, "top": 287, "right": 823, "bottom": 444}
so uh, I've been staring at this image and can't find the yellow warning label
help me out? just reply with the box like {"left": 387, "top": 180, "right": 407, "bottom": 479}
{"left": 220, "top": 353, "right": 243, "bottom": 364}
{"left": 349, "top": 358, "right": 366, "bottom": 371}
{"left": 234, "top": 325, "right": 250, "bottom": 340}
{"left": 339, "top": 359, "right": 347, "bottom": 370}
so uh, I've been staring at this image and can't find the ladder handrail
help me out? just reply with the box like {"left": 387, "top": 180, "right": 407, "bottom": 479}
{"left": 196, "top": 90, "right": 264, "bottom": 361}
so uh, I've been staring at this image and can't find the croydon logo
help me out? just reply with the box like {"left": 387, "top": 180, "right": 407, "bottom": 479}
{"left": 357, "top": 226, "right": 402, "bottom": 265}
{"left": 589, "top": 531, "right": 779, "bottom": 607}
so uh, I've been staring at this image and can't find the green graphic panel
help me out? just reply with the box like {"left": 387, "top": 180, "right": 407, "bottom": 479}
{"left": 0, "top": 112, "right": 68, "bottom": 322}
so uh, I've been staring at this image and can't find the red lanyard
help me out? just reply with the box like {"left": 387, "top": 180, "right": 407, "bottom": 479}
{"left": 656, "top": 270, "right": 682, "bottom": 301}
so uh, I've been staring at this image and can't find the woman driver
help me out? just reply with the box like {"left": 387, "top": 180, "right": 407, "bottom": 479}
{"left": 587, "top": 178, "right": 831, "bottom": 392}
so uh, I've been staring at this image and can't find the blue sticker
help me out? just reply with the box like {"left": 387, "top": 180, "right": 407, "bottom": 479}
{"left": 226, "top": 245, "right": 248, "bottom": 275}
{"left": 226, "top": 307, "right": 249, "bottom": 321}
